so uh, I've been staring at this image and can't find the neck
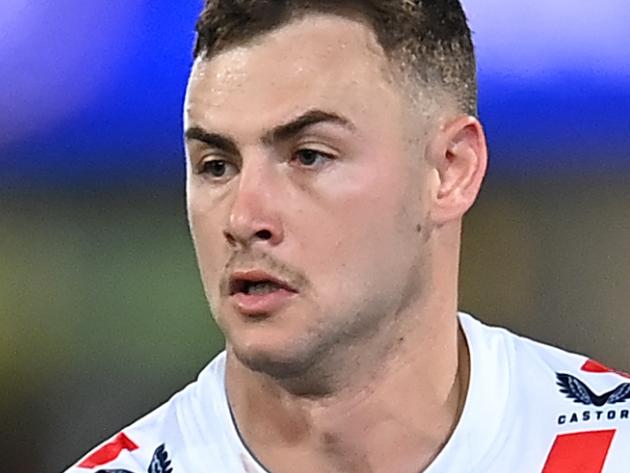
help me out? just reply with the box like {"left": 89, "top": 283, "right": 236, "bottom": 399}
{"left": 225, "top": 306, "right": 470, "bottom": 473}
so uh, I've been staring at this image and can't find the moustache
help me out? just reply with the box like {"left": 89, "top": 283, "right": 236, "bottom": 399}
{"left": 219, "top": 249, "right": 309, "bottom": 296}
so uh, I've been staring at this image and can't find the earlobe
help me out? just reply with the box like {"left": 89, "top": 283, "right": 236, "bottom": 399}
{"left": 430, "top": 115, "right": 488, "bottom": 224}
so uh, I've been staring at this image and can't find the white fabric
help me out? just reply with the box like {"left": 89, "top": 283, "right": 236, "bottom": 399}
{"left": 65, "top": 313, "right": 630, "bottom": 472}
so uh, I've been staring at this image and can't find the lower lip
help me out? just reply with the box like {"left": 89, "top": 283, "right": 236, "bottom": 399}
{"left": 230, "top": 288, "right": 297, "bottom": 316}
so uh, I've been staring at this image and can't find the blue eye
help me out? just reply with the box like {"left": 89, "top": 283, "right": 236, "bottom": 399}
{"left": 293, "top": 149, "right": 333, "bottom": 167}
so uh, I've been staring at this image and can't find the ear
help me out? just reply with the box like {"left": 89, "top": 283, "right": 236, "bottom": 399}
{"left": 427, "top": 115, "right": 488, "bottom": 224}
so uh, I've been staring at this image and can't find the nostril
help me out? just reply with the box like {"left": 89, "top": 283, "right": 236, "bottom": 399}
{"left": 255, "top": 229, "right": 272, "bottom": 240}
{"left": 224, "top": 231, "right": 237, "bottom": 246}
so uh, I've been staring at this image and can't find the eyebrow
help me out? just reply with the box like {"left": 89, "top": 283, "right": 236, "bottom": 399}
{"left": 184, "top": 128, "right": 239, "bottom": 156}
{"left": 184, "top": 109, "right": 355, "bottom": 153}
{"left": 261, "top": 109, "right": 356, "bottom": 145}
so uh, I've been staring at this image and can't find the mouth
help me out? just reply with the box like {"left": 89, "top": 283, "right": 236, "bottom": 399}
{"left": 229, "top": 270, "right": 297, "bottom": 296}
{"left": 227, "top": 270, "right": 298, "bottom": 315}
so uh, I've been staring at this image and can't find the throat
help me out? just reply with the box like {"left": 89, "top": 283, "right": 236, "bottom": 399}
{"left": 225, "top": 320, "right": 470, "bottom": 473}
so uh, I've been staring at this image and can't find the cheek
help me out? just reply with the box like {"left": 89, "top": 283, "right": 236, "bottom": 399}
{"left": 299, "top": 167, "right": 416, "bottom": 286}
{"left": 188, "top": 193, "right": 226, "bottom": 273}
{"left": 335, "top": 162, "right": 417, "bottom": 241}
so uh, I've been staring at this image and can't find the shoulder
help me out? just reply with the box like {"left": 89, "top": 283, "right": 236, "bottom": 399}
{"left": 460, "top": 314, "right": 630, "bottom": 471}
{"left": 484, "top": 314, "right": 630, "bottom": 402}
{"left": 64, "top": 432, "right": 171, "bottom": 473}
{"left": 508, "top": 325, "right": 630, "bottom": 428}
{"left": 463, "top": 313, "right": 630, "bottom": 469}
{"left": 461, "top": 312, "right": 630, "bottom": 393}
{"left": 63, "top": 352, "right": 232, "bottom": 473}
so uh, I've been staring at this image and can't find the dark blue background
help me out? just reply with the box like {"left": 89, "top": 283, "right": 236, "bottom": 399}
{"left": 2, "top": 0, "right": 629, "bottom": 188}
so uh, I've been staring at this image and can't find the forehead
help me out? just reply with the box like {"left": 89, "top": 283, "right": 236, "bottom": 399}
{"left": 184, "top": 14, "right": 404, "bottom": 135}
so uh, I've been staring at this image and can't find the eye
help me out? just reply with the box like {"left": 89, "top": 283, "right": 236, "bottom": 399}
{"left": 199, "top": 159, "right": 237, "bottom": 179}
{"left": 292, "top": 149, "right": 334, "bottom": 168}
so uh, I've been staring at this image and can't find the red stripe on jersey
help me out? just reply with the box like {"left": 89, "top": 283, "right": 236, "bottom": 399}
{"left": 78, "top": 432, "right": 139, "bottom": 468}
{"left": 581, "top": 359, "right": 630, "bottom": 379}
{"left": 541, "top": 430, "right": 615, "bottom": 473}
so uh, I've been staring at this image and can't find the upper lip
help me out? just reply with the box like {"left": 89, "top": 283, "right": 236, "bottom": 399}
{"left": 228, "top": 269, "right": 297, "bottom": 295}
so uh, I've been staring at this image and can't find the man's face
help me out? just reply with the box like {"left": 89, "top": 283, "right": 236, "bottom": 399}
{"left": 184, "top": 14, "right": 436, "bottom": 376}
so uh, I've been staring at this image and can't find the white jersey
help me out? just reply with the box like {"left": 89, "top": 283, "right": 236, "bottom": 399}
{"left": 65, "top": 313, "right": 630, "bottom": 472}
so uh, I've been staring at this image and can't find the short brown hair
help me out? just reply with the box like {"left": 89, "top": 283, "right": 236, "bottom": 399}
{"left": 193, "top": 0, "right": 477, "bottom": 115}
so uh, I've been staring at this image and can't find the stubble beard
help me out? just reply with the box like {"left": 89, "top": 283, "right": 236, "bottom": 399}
{"left": 226, "top": 292, "right": 409, "bottom": 396}
{"left": 218, "top": 242, "right": 428, "bottom": 395}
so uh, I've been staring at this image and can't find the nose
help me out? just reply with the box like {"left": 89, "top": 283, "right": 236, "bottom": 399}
{"left": 223, "top": 158, "right": 284, "bottom": 248}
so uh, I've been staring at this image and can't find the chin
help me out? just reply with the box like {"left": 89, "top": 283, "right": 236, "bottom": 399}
{"left": 229, "top": 334, "right": 322, "bottom": 380}
{"left": 217, "top": 302, "right": 338, "bottom": 382}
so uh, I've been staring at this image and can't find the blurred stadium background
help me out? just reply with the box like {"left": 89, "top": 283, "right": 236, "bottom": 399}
{"left": 1, "top": 0, "right": 629, "bottom": 471}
